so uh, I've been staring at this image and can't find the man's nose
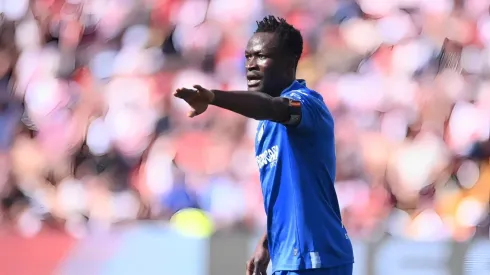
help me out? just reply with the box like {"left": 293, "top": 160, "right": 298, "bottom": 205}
{"left": 246, "top": 58, "right": 258, "bottom": 70}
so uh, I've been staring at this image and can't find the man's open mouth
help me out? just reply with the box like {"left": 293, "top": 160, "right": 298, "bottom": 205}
{"left": 247, "top": 75, "right": 262, "bottom": 87}
{"left": 247, "top": 79, "right": 261, "bottom": 86}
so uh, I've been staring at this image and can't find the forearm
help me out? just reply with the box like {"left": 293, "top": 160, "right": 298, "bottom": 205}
{"left": 210, "top": 90, "right": 289, "bottom": 121}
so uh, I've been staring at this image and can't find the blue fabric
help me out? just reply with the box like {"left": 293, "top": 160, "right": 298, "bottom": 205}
{"left": 161, "top": 184, "right": 200, "bottom": 214}
{"left": 255, "top": 80, "right": 354, "bottom": 272}
{"left": 273, "top": 264, "right": 353, "bottom": 275}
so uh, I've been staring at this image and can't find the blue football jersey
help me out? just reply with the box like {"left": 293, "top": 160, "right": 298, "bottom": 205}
{"left": 255, "top": 80, "right": 354, "bottom": 272}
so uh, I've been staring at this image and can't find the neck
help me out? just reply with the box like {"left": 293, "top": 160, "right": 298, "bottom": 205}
{"left": 269, "top": 79, "right": 296, "bottom": 97}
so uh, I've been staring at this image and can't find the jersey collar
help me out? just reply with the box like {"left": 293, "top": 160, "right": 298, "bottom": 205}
{"left": 281, "top": 79, "right": 306, "bottom": 95}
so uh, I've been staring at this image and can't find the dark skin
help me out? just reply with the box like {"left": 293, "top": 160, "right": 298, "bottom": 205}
{"left": 174, "top": 32, "right": 300, "bottom": 275}
{"left": 173, "top": 32, "right": 297, "bottom": 121}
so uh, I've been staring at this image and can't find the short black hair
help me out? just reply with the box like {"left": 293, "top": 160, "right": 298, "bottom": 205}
{"left": 255, "top": 15, "right": 303, "bottom": 65}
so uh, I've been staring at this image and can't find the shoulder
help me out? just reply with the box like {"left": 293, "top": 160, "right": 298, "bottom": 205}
{"left": 279, "top": 86, "right": 333, "bottom": 130}
{"left": 282, "top": 89, "right": 310, "bottom": 100}
{"left": 283, "top": 88, "right": 323, "bottom": 103}
{"left": 282, "top": 88, "right": 326, "bottom": 113}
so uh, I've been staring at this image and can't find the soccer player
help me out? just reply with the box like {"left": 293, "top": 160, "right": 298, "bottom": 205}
{"left": 174, "top": 16, "right": 354, "bottom": 275}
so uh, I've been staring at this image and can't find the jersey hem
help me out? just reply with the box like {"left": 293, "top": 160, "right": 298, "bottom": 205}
{"left": 272, "top": 258, "right": 354, "bottom": 273}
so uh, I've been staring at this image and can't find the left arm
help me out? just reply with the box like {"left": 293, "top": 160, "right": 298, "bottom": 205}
{"left": 210, "top": 89, "right": 292, "bottom": 122}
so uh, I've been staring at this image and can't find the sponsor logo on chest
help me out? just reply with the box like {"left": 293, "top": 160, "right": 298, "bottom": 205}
{"left": 256, "top": 145, "right": 279, "bottom": 169}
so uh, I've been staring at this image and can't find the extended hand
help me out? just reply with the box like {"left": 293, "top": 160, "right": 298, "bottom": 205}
{"left": 173, "top": 85, "right": 215, "bottom": 117}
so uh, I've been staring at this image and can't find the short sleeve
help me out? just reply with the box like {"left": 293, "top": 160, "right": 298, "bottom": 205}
{"left": 281, "top": 90, "right": 320, "bottom": 131}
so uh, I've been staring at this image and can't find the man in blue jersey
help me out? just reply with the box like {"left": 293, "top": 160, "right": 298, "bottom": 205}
{"left": 174, "top": 15, "right": 354, "bottom": 275}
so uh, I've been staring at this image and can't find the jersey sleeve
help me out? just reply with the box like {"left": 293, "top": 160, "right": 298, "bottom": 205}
{"left": 281, "top": 90, "right": 320, "bottom": 131}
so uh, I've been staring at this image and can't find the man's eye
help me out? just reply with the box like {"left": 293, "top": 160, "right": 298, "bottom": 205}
{"left": 258, "top": 55, "right": 267, "bottom": 59}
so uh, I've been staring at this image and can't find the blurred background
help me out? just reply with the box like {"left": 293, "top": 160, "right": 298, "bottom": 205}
{"left": 1, "top": 0, "right": 490, "bottom": 274}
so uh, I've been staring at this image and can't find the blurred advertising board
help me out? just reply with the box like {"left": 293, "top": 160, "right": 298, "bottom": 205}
{"left": 0, "top": 223, "right": 490, "bottom": 275}
{"left": 212, "top": 232, "right": 490, "bottom": 275}
{"left": 0, "top": 222, "right": 208, "bottom": 275}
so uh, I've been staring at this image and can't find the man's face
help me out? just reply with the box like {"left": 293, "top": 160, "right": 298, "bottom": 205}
{"left": 245, "top": 32, "right": 287, "bottom": 94}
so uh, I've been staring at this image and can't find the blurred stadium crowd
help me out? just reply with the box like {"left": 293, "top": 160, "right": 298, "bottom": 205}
{"left": 1, "top": 0, "right": 490, "bottom": 242}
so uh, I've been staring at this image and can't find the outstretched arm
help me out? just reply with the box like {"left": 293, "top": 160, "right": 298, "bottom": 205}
{"left": 174, "top": 85, "right": 298, "bottom": 122}
{"left": 211, "top": 89, "right": 291, "bottom": 122}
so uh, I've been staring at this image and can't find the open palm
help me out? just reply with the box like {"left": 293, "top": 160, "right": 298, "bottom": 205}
{"left": 173, "top": 85, "right": 215, "bottom": 117}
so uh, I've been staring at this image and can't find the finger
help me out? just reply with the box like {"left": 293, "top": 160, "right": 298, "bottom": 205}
{"left": 253, "top": 262, "right": 260, "bottom": 275}
{"left": 188, "top": 110, "right": 199, "bottom": 118}
{"left": 173, "top": 91, "right": 184, "bottom": 98}
{"left": 177, "top": 88, "right": 196, "bottom": 95}
{"left": 246, "top": 261, "right": 254, "bottom": 275}
{"left": 193, "top": 85, "right": 206, "bottom": 92}
{"left": 175, "top": 88, "right": 197, "bottom": 98}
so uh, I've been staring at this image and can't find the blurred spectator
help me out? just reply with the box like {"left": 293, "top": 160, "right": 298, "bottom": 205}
{"left": 160, "top": 164, "right": 200, "bottom": 217}
{"left": 0, "top": 0, "right": 490, "bottom": 243}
